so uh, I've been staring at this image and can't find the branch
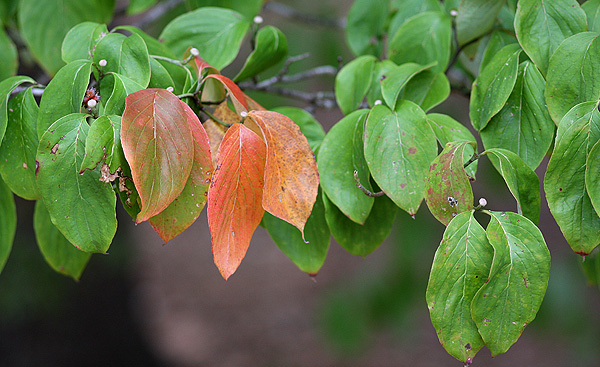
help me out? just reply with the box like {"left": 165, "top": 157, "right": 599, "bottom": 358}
{"left": 354, "top": 170, "right": 385, "bottom": 197}
{"left": 263, "top": 2, "right": 346, "bottom": 29}
{"left": 242, "top": 85, "right": 336, "bottom": 109}
{"left": 241, "top": 65, "right": 337, "bottom": 89}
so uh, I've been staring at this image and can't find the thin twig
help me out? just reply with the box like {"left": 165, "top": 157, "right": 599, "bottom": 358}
{"left": 245, "top": 65, "right": 337, "bottom": 89}
{"left": 200, "top": 107, "right": 231, "bottom": 128}
{"left": 354, "top": 170, "right": 385, "bottom": 197}
{"left": 263, "top": 1, "right": 346, "bottom": 29}
{"left": 10, "top": 85, "right": 45, "bottom": 97}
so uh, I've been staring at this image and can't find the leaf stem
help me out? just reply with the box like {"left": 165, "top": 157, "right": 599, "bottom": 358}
{"left": 354, "top": 170, "right": 385, "bottom": 197}
{"left": 201, "top": 107, "right": 231, "bottom": 128}
{"left": 464, "top": 152, "right": 479, "bottom": 168}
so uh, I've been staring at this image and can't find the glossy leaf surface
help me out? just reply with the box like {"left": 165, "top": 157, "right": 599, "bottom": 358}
{"left": 234, "top": 26, "right": 288, "bottom": 82}
{"left": 0, "top": 76, "right": 34, "bottom": 145}
{"left": 61, "top": 22, "right": 108, "bottom": 64}
{"left": 0, "top": 176, "right": 15, "bottom": 273}
{"left": 93, "top": 32, "right": 151, "bottom": 88}
{"left": 80, "top": 115, "right": 122, "bottom": 174}
{"left": 381, "top": 62, "right": 435, "bottom": 111}
{"left": 335, "top": 55, "right": 377, "bottom": 115}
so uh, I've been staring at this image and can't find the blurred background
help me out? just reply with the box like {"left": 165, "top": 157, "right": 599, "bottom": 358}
{"left": 1, "top": 1, "right": 599, "bottom": 366}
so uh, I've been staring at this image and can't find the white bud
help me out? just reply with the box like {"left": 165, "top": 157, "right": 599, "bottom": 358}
{"left": 240, "top": 111, "right": 248, "bottom": 117}
{"left": 253, "top": 16, "right": 263, "bottom": 24}
{"left": 374, "top": 100, "right": 382, "bottom": 106}
{"left": 450, "top": 9, "right": 458, "bottom": 16}
{"left": 166, "top": 86, "right": 174, "bottom": 92}
{"left": 98, "top": 59, "right": 107, "bottom": 67}
{"left": 190, "top": 48, "right": 200, "bottom": 56}
{"left": 479, "top": 198, "right": 487, "bottom": 207}
{"left": 87, "top": 99, "right": 97, "bottom": 108}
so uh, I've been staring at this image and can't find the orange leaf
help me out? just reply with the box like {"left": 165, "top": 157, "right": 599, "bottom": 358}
{"left": 247, "top": 110, "right": 319, "bottom": 236}
{"left": 208, "top": 123, "right": 266, "bottom": 280}
{"left": 149, "top": 101, "right": 213, "bottom": 242}
{"left": 203, "top": 74, "right": 248, "bottom": 114}
{"left": 122, "top": 89, "right": 194, "bottom": 223}
{"left": 203, "top": 101, "right": 239, "bottom": 167}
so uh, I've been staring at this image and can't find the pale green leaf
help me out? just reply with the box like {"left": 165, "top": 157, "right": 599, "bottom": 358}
{"left": 234, "top": 26, "right": 288, "bottom": 82}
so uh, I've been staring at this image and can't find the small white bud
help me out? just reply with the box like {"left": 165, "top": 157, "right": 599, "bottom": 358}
{"left": 166, "top": 86, "right": 174, "bottom": 92}
{"left": 374, "top": 100, "right": 382, "bottom": 106}
{"left": 87, "top": 99, "right": 97, "bottom": 108}
{"left": 253, "top": 16, "right": 263, "bottom": 24}
{"left": 190, "top": 48, "right": 200, "bottom": 56}
{"left": 479, "top": 198, "right": 487, "bottom": 207}
{"left": 450, "top": 9, "right": 458, "bottom": 16}
{"left": 240, "top": 111, "right": 248, "bottom": 117}
{"left": 98, "top": 59, "right": 107, "bottom": 67}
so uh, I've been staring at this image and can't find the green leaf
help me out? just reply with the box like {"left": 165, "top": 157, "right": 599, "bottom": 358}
{"left": 425, "top": 141, "right": 475, "bottom": 226}
{"left": 323, "top": 192, "right": 397, "bottom": 257}
{"left": 389, "top": 11, "right": 452, "bottom": 74}
{"left": 426, "top": 113, "right": 478, "bottom": 178}
{"left": 159, "top": 7, "right": 250, "bottom": 70}
{"left": 33, "top": 201, "right": 91, "bottom": 280}
{"left": 586, "top": 139, "right": 600, "bottom": 221}
{"left": 18, "top": 0, "right": 114, "bottom": 75}
{"left": 127, "top": 0, "right": 157, "bottom": 14}
{"left": 388, "top": 0, "right": 443, "bottom": 41}
{"left": 0, "top": 76, "right": 35, "bottom": 145}
{"left": 0, "top": 88, "right": 40, "bottom": 200}
{"left": 426, "top": 211, "right": 493, "bottom": 364}
{"left": 515, "top": 0, "right": 587, "bottom": 76}
{"left": 380, "top": 62, "right": 436, "bottom": 110}
{"left": 79, "top": 115, "right": 122, "bottom": 174}
{"left": 365, "top": 60, "right": 397, "bottom": 107}
{"left": 36, "top": 60, "right": 92, "bottom": 139}
{"left": 0, "top": 21, "right": 17, "bottom": 81}
{"left": 456, "top": 0, "right": 506, "bottom": 46}
{"left": 0, "top": 176, "right": 15, "bottom": 273}
{"left": 103, "top": 73, "right": 144, "bottom": 116}
{"left": 185, "top": 0, "right": 263, "bottom": 19}
{"left": 583, "top": 0, "right": 600, "bottom": 32}
{"left": 148, "top": 58, "right": 176, "bottom": 90}
{"left": 36, "top": 113, "right": 117, "bottom": 253}
{"left": 234, "top": 26, "right": 288, "bottom": 82}
{"left": 93, "top": 33, "right": 151, "bottom": 88}
{"left": 483, "top": 148, "right": 541, "bottom": 224}
{"left": 545, "top": 102, "right": 600, "bottom": 255}
{"left": 335, "top": 55, "right": 377, "bottom": 115}
{"left": 263, "top": 190, "right": 330, "bottom": 275}
{"left": 271, "top": 107, "right": 326, "bottom": 152}
{"left": 472, "top": 211, "right": 550, "bottom": 357}
{"left": 400, "top": 71, "right": 450, "bottom": 112}
{"left": 480, "top": 30, "right": 518, "bottom": 74}
{"left": 345, "top": 0, "right": 388, "bottom": 57}
{"left": 480, "top": 61, "right": 555, "bottom": 170}
{"left": 545, "top": 32, "right": 600, "bottom": 125}
{"left": 318, "top": 110, "right": 373, "bottom": 224}
{"left": 364, "top": 102, "right": 438, "bottom": 215}
{"left": 61, "top": 22, "right": 108, "bottom": 64}
{"left": 470, "top": 43, "right": 522, "bottom": 131}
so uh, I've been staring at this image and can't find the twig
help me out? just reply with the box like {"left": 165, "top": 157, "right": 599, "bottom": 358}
{"left": 263, "top": 1, "right": 346, "bottom": 29}
{"left": 246, "top": 65, "right": 337, "bottom": 89}
{"left": 354, "top": 170, "right": 385, "bottom": 197}
{"left": 10, "top": 85, "right": 45, "bottom": 97}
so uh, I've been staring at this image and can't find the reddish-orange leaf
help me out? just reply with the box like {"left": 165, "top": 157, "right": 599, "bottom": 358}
{"left": 203, "top": 101, "right": 239, "bottom": 167}
{"left": 208, "top": 123, "right": 266, "bottom": 280}
{"left": 121, "top": 89, "right": 194, "bottom": 223}
{"left": 203, "top": 74, "right": 248, "bottom": 114}
{"left": 149, "top": 101, "right": 213, "bottom": 242}
{"left": 247, "top": 110, "right": 319, "bottom": 236}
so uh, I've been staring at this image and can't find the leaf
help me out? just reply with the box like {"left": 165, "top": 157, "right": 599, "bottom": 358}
{"left": 234, "top": 26, "right": 288, "bottom": 82}
{"left": 103, "top": 73, "right": 144, "bottom": 116}
{"left": 149, "top": 101, "right": 212, "bottom": 243}
{"left": 148, "top": 58, "right": 177, "bottom": 90}
{"left": 203, "top": 74, "right": 249, "bottom": 114}
{"left": 33, "top": 201, "right": 91, "bottom": 280}
{"left": 545, "top": 102, "right": 600, "bottom": 255}
{"left": 61, "top": 22, "right": 108, "bottom": 64}
{"left": 583, "top": 0, "right": 600, "bottom": 32}
{"left": 400, "top": 71, "right": 450, "bottom": 112}
{"left": 471, "top": 211, "right": 550, "bottom": 356}
{"left": 0, "top": 88, "right": 40, "bottom": 200}
{"left": 388, "top": 0, "right": 444, "bottom": 41}
{"left": 388, "top": 11, "right": 452, "bottom": 74}
{"left": 204, "top": 102, "right": 238, "bottom": 168}
{"left": 484, "top": 148, "right": 541, "bottom": 224}
{"left": 480, "top": 30, "right": 518, "bottom": 73}
{"left": 121, "top": 89, "right": 194, "bottom": 223}
{"left": 270, "top": 107, "right": 326, "bottom": 152}
{"left": 365, "top": 60, "right": 397, "bottom": 107}
{"left": 36, "top": 113, "right": 117, "bottom": 253}
{"left": 79, "top": 115, "right": 122, "bottom": 174}
{"left": 381, "top": 62, "right": 436, "bottom": 110}
{"left": 185, "top": 0, "right": 263, "bottom": 19}
{"left": 480, "top": 61, "right": 555, "bottom": 170}
{"left": 0, "top": 21, "right": 17, "bottom": 81}
{"left": 515, "top": 0, "right": 587, "bottom": 76}
{"left": 127, "top": 0, "right": 157, "bottom": 14}
{"left": 93, "top": 32, "right": 151, "bottom": 88}
{"left": 586, "top": 140, "right": 600, "bottom": 220}
{"left": 248, "top": 110, "right": 319, "bottom": 235}
{"left": 18, "top": 0, "right": 114, "bottom": 75}
{"left": 426, "top": 211, "right": 493, "bottom": 364}
{"left": 323, "top": 192, "right": 397, "bottom": 257}
{"left": 36, "top": 60, "right": 92, "bottom": 139}
{"left": 425, "top": 141, "right": 475, "bottom": 226}
{"left": 345, "top": 0, "right": 388, "bottom": 57}
{"left": 263, "top": 190, "right": 330, "bottom": 275}
{"left": 0, "top": 76, "right": 35, "bottom": 145}
{"left": 207, "top": 123, "right": 266, "bottom": 280}
{"left": 426, "top": 113, "right": 478, "bottom": 178}
{"left": 364, "top": 103, "right": 438, "bottom": 215}
{"left": 456, "top": 0, "right": 506, "bottom": 46}
{"left": 0, "top": 176, "right": 15, "bottom": 273}
{"left": 335, "top": 55, "right": 377, "bottom": 115}
{"left": 545, "top": 32, "right": 600, "bottom": 125}
{"left": 159, "top": 7, "right": 250, "bottom": 70}
{"left": 470, "top": 43, "right": 522, "bottom": 131}
{"left": 317, "top": 110, "right": 373, "bottom": 224}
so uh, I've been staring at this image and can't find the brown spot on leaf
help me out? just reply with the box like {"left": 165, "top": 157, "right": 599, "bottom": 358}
{"left": 99, "top": 164, "right": 120, "bottom": 183}
{"left": 408, "top": 147, "right": 417, "bottom": 154}
{"left": 50, "top": 143, "right": 59, "bottom": 155}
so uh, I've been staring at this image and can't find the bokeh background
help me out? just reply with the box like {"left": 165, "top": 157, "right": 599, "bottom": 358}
{"left": 1, "top": 1, "right": 599, "bottom": 366}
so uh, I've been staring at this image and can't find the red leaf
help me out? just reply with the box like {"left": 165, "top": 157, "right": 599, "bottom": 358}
{"left": 203, "top": 74, "right": 248, "bottom": 114}
{"left": 247, "top": 110, "right": 319, "bottom": 236}
{"left": 149, "top": 101, "right": 213, "bottom": 242}
{"left": 121, "top": 89, "right": 194, "bottom": 223}
{"left": 208, "top": 123, "right": 266, "bottom": 280}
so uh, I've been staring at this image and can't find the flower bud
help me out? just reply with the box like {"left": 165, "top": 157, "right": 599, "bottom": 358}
{"left": 190, "top": 48, "right": 200, "bottom": 56}
{"left": 87, "top": 99, "right": 97, "bottom": 108}
{"left": 253, "top": 16, "right": 263, "bottom": 24}
{"left": 99, "top": 59, "right": 107, "bottom": 67}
